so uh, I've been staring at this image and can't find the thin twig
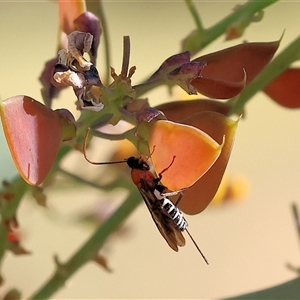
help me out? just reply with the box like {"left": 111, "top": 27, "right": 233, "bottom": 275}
{"left": 29, "top": 188, "right": 142, "bottom": 300}
{"left": 230, "top": 34, "right": 300, "bottom": 115}
{"left": 86, "top": 0, "right": 111, "bottom": 84}
{"left": 184, "top": 0, "right": 204, "bottom": 33}
{"left": 121, "top": 36, "right": 130, "bottom": 77}
{"left": 291, "top": 203, "right": 300, "bottom": 250}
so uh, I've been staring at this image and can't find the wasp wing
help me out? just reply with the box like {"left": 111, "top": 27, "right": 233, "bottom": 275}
{"left": 139, "top": 181, "right": 185, "bottom": 252}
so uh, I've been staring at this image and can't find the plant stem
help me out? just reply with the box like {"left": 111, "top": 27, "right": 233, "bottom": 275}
{"left": 230, "top": 34, "right": 300, "bottom": 115}
{"left": 86, "top": 0, "right": 111, "bottom": 84}
{"left": 0, "top": 176, "right": 28, "bottom": 267}
{"left": 224, "top": 277, "right": 300, "bottom": 300}
{"left": 184, "top": 0, "right": 204, "bottom": 34}
{"left": 121, "top": 36, "right": 130, "bottom": 77}
{"left": 58, "top": 167, "right": 133, "bottom": 191}
{"left": 58, "top": 167, "right": 105, "bottom": 190}
{"left": 182, "top": 0, "right": 280, "bottom": 54}
{"left": 291, "top": 203, "right": 300, "bottom": 251}
{"left": 29, "top": 188, "right": 141, "bottom": 300}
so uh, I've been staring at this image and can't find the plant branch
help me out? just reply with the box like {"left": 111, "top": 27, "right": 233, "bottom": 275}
{"left": 184, "top": 0, "right": 204, "bottom": 34}
{"left": 182, "top": 0, "right": 279, "bottom": 55}
{"left": 86, "top": 0, "right": 111, "bottom": 84}
{"left": 29, "top": 188, "right": 142, "bottom": 300}
{"left": 58, "top": 167, "right": 133, "bottom": 191}
{"left": 230, "top": 34, "right": 300, "bottom": 115}
{"left": 0, "top": 176, "right": 28, "bottom": 267}
{"left": 121, "top": 36, "right": 130, "bottom": 77}
{"left": 224, "top": 277, "right": 300, "bottom": 300}
{"left": 291, "top": 203, "right": 300, "bottom": 250}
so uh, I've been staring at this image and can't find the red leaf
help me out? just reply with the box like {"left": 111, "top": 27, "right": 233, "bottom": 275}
{"left": 0, "top": 96, "right": 62, "bottom": 185}
{"left": 155, "top": 99, "right": 231, "bottom": 122}
{"left": 264, "top": 68, "right": 300, "bottom": 108}
{"left": 191, "top": 72, "right": 245, "bottom": 99}
{"left": 193, "top": 40, "right": 280, "bottom": 84}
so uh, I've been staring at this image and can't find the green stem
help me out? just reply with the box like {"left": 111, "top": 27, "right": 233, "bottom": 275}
{"left": 58, "top": 167, "right": 133, "bottom": 191}
{"left": 58, "top": 168, "right": 105, "bottom": 190}
{"left": 86, "top": 0, "right": 111, "bottom": 84}
{"left": 182, "top": 0, "right": 280, "bottom": 54}
{"left": 184, "top": 0, "right": 204, "bottom": 33}
{"left": 230, "top": 34, "right": 300, "bottom": 115}
{"left": 136, "top": 0, "right": 280, "bottom": 96}
{"left": 0, "top": 176, "right": 28, "bottom": 267}
{"left": 121, "top": 36, "right": 130, "bottom": 77}
{"left": 29, "top": 188, "right": 141, "bottom": 300}
{"left": 91, "top": 128, "right": 130, "bottom": 141}
{"left": 134, "top": 80, "right": 164, "bottom": 98}
{"left": 291, "top": 203, "right": 300, "bottom": 250}
{"left": 224, "top": 277, "right": 300, "bottom": 300}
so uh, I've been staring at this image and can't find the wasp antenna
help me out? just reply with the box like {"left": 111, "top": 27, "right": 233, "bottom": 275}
{"left": 149, "top": 145, "right": 156, "bottom": 157}
{"left": 83, "top": 128, "right": 127, "bottom": 165}
{"left": 185, "top": 228, "right": 209, "bottom": 265}
{"left": 158, "top": 155, "right": 176, "bottom": 178}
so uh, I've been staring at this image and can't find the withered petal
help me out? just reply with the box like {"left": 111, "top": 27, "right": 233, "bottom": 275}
{"left": 168, "top": 61, "right": 207, "bottom": 94}
{"left": 148, "top": 51, "right": 191, "bottom": 81}
{"left": 74, "top": 12, "right": 101, "bottom": 64}
{"left": 39, "top": 58, "right": 66, "bottom": 107}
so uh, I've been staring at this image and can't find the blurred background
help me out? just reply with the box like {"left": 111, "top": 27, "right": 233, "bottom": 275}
{"left": 1, "top": 0, "right": 300, "bottom": 299}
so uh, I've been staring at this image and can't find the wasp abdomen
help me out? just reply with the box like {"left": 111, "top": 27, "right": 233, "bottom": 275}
{"left": 160, "top": 198, "right": 188, "bottom": 231}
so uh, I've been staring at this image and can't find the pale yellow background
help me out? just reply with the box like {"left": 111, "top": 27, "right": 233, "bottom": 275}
{"left": 1, "top": 1, "right": 300, "bottom": 299}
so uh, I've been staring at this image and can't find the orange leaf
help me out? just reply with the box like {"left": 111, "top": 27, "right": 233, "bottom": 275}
{"left": 148, "top": 120, "right": 223, "bottom": 191}
{"left": 59, "top": 0, "right": 86, "bottom": 35}
{"left": 0, "top": 96, "right": 62, "bottom": 185}
{"left": 175, "top": 112, "right": 239, "bottom": 215}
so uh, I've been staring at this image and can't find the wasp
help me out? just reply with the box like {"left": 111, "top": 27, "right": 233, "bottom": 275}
{"left": 83, "top": 129, "right": 208, "bottom": 264}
